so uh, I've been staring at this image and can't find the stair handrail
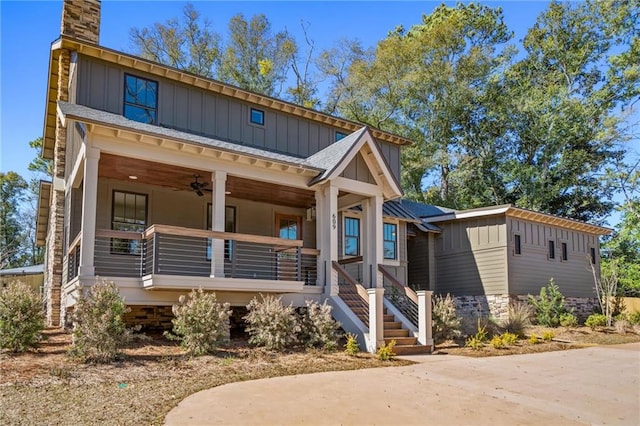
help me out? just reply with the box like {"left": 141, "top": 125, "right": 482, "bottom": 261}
{"left": 378, "top": 264, "right": 418, "bottom": 304}
{"left": 332, "top": 261, "right": 369, "bottom": 303}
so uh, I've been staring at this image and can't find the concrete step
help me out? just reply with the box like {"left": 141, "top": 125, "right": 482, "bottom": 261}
{"left": 384, "top": 321, "right": 402, "bottom": 329}
{"left": 393, "top": 344, "right": 432, "bottom": 355}
{"left": 384, "top": 329, "right": 409, "bottom": 338}
{"left": 384, "top": 336, "right": 417, "bottom": 346}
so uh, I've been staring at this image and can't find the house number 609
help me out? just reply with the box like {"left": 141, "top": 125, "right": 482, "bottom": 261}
{"left": 332, "top": 213, "right": 337, "bottom": 230}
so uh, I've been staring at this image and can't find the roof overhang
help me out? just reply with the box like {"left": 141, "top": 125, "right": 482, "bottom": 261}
{"left": 36, "top": 181, "right": 52, "bottom": 246}
{"left": 425, "top": 204, "right": 612, "bottom": 235}
{"left": 43, "top": 36, "right": 413, "bottom": 159}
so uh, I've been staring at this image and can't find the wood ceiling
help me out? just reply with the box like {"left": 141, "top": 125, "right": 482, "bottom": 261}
{"left": 98, "top": 154, "right": 316, "bottom": 208}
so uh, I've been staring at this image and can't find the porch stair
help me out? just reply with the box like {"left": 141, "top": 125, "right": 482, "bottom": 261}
{"left": 383, "top": 308, "right": 431, "bottom": 355}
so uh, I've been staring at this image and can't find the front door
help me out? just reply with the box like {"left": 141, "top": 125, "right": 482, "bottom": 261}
{"left": 275, "top": 214, "right": 301, "bottom": 280}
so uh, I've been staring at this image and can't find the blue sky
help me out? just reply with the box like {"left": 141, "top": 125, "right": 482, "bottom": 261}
{"left": 0, "top": 1, "right": 636, "bottom": 225}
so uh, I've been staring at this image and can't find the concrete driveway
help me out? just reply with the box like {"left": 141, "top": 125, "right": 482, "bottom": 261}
{"left": 165, "top": 343, "right": 640, "bottom": 425}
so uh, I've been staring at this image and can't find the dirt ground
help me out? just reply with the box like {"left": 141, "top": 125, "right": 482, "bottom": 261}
{"left": 1, "top": 325, "right": 638, "bottom": 425}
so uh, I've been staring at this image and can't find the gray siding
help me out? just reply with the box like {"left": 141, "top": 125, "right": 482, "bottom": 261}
{"left": 341, "top": 153, "right": 376, "bottom": 183}
{"left": 407, "top": 231, "right": 429, "bottom": 290}
{"left": 76, "top": 55, "right": 401, "bottom": 181}
{"left": 507, "top": 218, "right": 600, "bottom": 298}
{"left": 435, "top": 215, "right": 508, "bottom": 295}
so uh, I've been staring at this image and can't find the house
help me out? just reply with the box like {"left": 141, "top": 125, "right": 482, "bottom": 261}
{"left": 0, "top": 264, "right": 44, "bottom": 296}
{"left": 38, "top": 0, "right": 434, "bottom": 354}
{"left": 402, "top": 201, "right": 612, "bottom": 321}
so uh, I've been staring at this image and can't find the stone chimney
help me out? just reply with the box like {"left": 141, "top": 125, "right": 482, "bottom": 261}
{"left": 61, "top": 0, "right": 101, "bottom": 44}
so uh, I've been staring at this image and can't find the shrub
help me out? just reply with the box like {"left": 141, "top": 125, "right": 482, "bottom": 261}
{"left": 528, "top": 334, "right": 539, "bottom": 344}
{"left": 528, "top": 279, "right": 568, "bottom": 327}
{"left": 541, "top": 330, "right": 555, "bottom": 342}
{"left": 501, "top": 332, "right": 518, "bottom": 346}
{"left": 344, "top": 333, "right": 360, "bottom": 356}
{"left": 502, "top": 302, "right": 532, "bottom": 336}
{"left": 432, "top": 294, "right": 462, "bottom": 343}
{"left": 465, "top": 322, "right": 487, "bottom": 350}
{"left": 0, "top": 281, "right": 45, "bottom": 352}
{"left": 628, "top": 311, "right": 640, "bottom": 325}
{"left": 69, "top": 279, "right": 131, "bottom": 363}
{"left": 585, "top": 313, "right": 607, "bottom": 330}
{"left": 559, "top": 312, "right": 578, "bottom": 328}
{"left": 244, "top": 295, "right": 300, "bottom": 350}
{"left": 377, "top": 340, "right": 396, "bottom": 361}
{"left": 490, "top": 335, "right": 504, "bottom": 349}
{"left": 299, "top": 300, "right": 340, "bottom": 350}
{"left": 614, "top": 319, "right": 629, "bottom": 334}
{"left": 166, "top": 288, "right": 232, "bottom": 356}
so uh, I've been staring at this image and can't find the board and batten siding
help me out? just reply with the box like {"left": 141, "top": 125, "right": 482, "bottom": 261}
{"left": 434, "top": 215, "right": 508, "bottom": 295}
{"left": 75, "top": 56, "right": 401, "bottom": 181}
{"left": 506, "top": 217, "right": 600, "bottom": 298}
{"left": 407, "top": 231, "right": 430, "bottom": 290}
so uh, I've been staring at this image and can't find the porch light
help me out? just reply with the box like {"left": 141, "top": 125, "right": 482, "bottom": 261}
{"left": 225, "top": 191, "right": 231, "bottom": 195}
{"left": 128, "top": 175, "right": 138, "bottom": 180}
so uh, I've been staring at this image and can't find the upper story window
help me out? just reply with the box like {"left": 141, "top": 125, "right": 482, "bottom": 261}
{"left": 124, "top": 74, "right": 158, "bottom": 124}
{"left": 590, "top": 247, "right": 597, "bottom": 265}
{"left": 335, "top": 131, "right": 347, "bottom": 142}
{"left": 548, "top": 240, "right": 555, "bottom": 260}
{"left": 250, "top": 108, "right": 265, "bottom": 126}
{"left": 561, "top": 242, "right": 568, "bottom": 261}
{"left": 514, "top": 234, "right": 521, "bottom": 255}
{"left": 344, "top": 217, "right": 360, "bottom": 256}
{"left": 111, "top": 190, "right": 147, "bottom": 254}
{"left": 383, "top": 223, "right": 397, "bottom": 260}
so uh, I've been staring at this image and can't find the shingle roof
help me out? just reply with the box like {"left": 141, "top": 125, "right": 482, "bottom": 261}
{"left": 306, "top": 127, "right": 368, "bottom": 185}
{"left": 400, "top": 200, "right": 455, "bottom": 218}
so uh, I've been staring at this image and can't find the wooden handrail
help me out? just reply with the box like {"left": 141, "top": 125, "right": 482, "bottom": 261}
{"left": 143, "top": 224, "right": 304, "bottom": 247}
{"left": 95, "top": 229, "right": 143, "bottom": 239}
{"left": 67, "top": 233, "right": 81, "bottom": 255}
{"left": 332, "top": 261, "right": 369, "bottom": 303}
{"left": 301, "top": 248, "right": 320, "bottom": 256}
{"left": 378, "top": 264, "right": 418, "bottom": 304}
{"left": 338, "top": 255, "right": 363, "bottom": 265}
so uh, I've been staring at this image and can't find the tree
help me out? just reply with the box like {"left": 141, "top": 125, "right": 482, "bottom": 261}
{"left": 286, "top": 21, "right": 320, "bottom": 109}
{"left": 0, "top": 171, "right": 27, "bottom": 268}
{"left": 219, "top": 13, "right": 296, "bottom": 96}
{"left": 130, "top": 3, "right": 221, "bottom": 78}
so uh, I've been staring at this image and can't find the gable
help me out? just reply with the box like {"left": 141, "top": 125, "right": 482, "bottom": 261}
{"left": 340, "top": 152, "right": 376, "bottom": 184}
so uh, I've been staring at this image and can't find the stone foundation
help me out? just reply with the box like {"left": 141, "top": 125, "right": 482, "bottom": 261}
{"left": 513, "top": 295, "right": 600, "bottom": 323}
{"left": 124, "top": 306, "right": 174, "bottom": 332}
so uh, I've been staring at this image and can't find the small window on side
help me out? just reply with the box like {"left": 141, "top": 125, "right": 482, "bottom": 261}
{"left": 590, "top": 247, "right": 596, "bottom": 265}
{"left": 250, "top": 108, "right": 265, "bottom": 125}
{"left": 561, "top": 242, "right": 568, "bottom": 261}
{"left": 548, "top": 240, "right": 555, "bottom": 259}
{"left": 335, "top": 131, "right": 347, "bottom": 142}
{"left": 514, "top": 234, "right": 521, "bottom": 255}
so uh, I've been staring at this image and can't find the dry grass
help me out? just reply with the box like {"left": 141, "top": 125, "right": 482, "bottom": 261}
{"left": 0, "top": 329, "right": 410, "bottom": 425}
{"left": 434, "top": 325, "right": 640, "bottom": 357}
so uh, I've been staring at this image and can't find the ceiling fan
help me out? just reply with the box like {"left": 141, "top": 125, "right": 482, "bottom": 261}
{"left": 190, "top": 174, "right": 209, "bottom": 196}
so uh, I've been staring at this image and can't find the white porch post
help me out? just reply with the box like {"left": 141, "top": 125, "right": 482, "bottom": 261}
{"left": 363, "top": 195, "right": 384, "bottom": 288}
{"left": 417, "top": 290, "right": 434, "bottom": 351}
{"left": 78, "top": 147, "right": 100, "bottom": 277}
{"left": 317, "top": 184, "right": 338, "bottom": 296}
{"left": 368, "top": 287, "right": 385, "bottom": 352}
{"left": 210, "top": 170, "right": 227, "bottom": 278}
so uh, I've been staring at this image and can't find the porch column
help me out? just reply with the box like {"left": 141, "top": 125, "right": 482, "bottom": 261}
{"left": 210, "top": 170, "right": 227, "bottom": 278}
{"left": 363, "top": 195, "right": 384, "bottom": 288}
{"left": 78, "top": 147, "right": 100, "bottom": 277}
{"left": 417, "top": 290, "right": 434, "bottom": 351}
{"left": 367, "top": 287, "right": 385, "bottom": 352}
{"left": 317, "top": 184, "right": 338, "bottom": 296}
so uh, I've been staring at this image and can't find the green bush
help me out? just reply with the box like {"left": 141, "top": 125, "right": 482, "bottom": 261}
{"left": 528, "top": 334, "right": 539, "bottom": 344}
{"left": 0, "top": 281, "right": 45, "bottom": 352}
{"left": 69, "top": 279, "right": 131, "bottom": 363}
{"left": 585, "top": 313, "right": 607, "bottom": 330}
{"left": 166, "top": 288, "right": 232, "bottom": 356}
{"left": 559, "top": 312, "right": 578, "bottom": 328}
{"left": 500, "top": 332, "right": 518, "bottom": 346}
{"left": 377, "top": 340, "right": 396, "bottom": 361}
{"left": 502, "top": 302, "right": 532, "bottom": 336}
{"left": 344, "top": 333, "right": 360, "bottom": 356}
{"left": 528, "top": 279, "right": 568, "bottom": 327}
{"left": 628, "top": 311, "right": 640, "bottom": 325}
{"left": 465, "top": 322, "right": 487, "bottom": 350}
{"left": 541, "top": 330, "right": 555, "bottom": 342}
{"left": 244, "top": 295, "right": 300, "bottom": 350}
{"left": 299, "top": 300, "right": 340, "bottom": 350}
{"left": 432, "top": 293, "right": 462, "bottom": 343}
{"left": 490, "top": 335, "right": 504, "bottom": 349}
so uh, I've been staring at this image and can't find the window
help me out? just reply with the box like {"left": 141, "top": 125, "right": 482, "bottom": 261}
{"left": 590, "top": 247, "right": 597, "bottom": 265}
{"left": 250, "top": 108, "right": 265, "bottom": 125}
{"left": 561, "top": 242, "right": 568, "bottom": 261}
{"left": 383, "top": 223, "right": 397, "bottom": 260}
{"left": 276, "top": 214, "right": 301, "bottom": 240}
{"left": 335, "top": 131, "right": 347, "bottom": 142}
{"left": 111, "top": 191, "right": 147, "bottom": 254}
{"left": 344, "top": 217, "right": 360, "bottom": 256}
{"left": 124, "top": 74, "right": 158, "bottom": 124}
{"left": 548, "top": 240, "right": 555, "bottom": 259}
{"left": 207, "top": 205, "right": 236, "bottom": 260}
{"left": 514, "top": 234, "right": 521, "bottom": 255}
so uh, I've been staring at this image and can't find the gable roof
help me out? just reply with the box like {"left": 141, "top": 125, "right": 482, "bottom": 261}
{"left": 306, "top": 127, "right": 403, "bottom": 199}
{"left": 43, "top": 36, "right": 412, "bottom": 160}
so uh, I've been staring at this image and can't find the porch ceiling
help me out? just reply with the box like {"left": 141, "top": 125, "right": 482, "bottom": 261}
{"left": 98, "top": 153, "right": 315, "bottom": 208}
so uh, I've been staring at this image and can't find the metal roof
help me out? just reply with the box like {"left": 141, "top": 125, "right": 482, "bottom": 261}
{"left": 0, "top": 264, "right": 44, "bottom": 276}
